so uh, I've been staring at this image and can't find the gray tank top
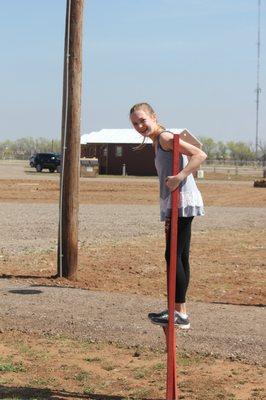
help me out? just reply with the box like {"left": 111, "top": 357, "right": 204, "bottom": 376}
{"left": 154, "top": 132, "right": 205, "bottom": 221}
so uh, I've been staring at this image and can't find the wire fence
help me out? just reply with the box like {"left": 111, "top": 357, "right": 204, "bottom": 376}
{"left": 202, "top": 165, "right": 264, "bottom": 177}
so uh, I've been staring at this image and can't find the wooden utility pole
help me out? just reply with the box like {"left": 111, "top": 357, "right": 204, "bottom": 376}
{"left": 58, "top": 0, "right": 84, "bottom": 279}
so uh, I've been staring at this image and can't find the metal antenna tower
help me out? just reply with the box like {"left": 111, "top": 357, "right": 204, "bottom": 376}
{"left": 255, "top": 0, "right": 261, "bottom": 158}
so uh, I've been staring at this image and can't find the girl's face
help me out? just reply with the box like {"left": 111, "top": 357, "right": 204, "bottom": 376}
{"left": 130, "top": 109, "right": 158, "bottom": 137}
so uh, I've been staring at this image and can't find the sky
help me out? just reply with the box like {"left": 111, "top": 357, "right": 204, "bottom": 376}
{"left": 0, "top": 0, "right": 265, "bottom": 144}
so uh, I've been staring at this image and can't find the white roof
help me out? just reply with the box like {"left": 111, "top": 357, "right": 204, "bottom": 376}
{"left": 81, "top": 128, "right": 188, "bottom": 145}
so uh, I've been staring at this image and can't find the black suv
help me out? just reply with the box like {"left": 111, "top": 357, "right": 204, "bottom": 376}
{"left": 34, "top": 153, "right": 61, "bottom": 173}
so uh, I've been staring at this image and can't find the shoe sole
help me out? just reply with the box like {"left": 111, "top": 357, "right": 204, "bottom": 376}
{"left": 150, "top": 319, "right": 190, "bottom": 330}
{"left": 148, "top": 314, "right": 166, "bottom": 320}
{"left": 148, "top": 311, "right": 168, "bottom": 320}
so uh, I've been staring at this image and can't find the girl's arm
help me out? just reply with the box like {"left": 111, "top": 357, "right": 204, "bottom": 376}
{"left": 159, "top": 131, "right": 207, "bottom": 192}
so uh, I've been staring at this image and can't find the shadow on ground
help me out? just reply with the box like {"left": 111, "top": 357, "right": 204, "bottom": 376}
{"left": 0, "top": 386, "right": 161, "bottom": 400}
{"left": 210, "top": 300, "right": 265, "bottom": 308}
{"left": 1, "top": 274, "right": 265, "bottom": 308}
{"left": 0, "top": 274, "right": 57, "bottom": 281}
{"left": 8, "top": 289, "right": 43, "bottom": 295}
{"left": 0, "top": 275, "right": 91, "bottom": 293}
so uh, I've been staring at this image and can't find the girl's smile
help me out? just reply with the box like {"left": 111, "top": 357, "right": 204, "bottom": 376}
{"left": 130, "top": 109, "right": 158, "bottom": 137}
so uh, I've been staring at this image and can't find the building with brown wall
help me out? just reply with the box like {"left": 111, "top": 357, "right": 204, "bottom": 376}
{"left": 81, "top": 129, "right": 156, "bottom": 176}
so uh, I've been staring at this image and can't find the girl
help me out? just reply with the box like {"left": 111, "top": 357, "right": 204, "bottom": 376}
{"left": 130, "top": 103, "right": 207, "bottom": 329}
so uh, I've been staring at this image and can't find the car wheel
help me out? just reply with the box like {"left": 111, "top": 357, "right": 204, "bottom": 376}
{"left": 36, "top": 164, "right": 42, "bottom": 172}
{"left": 49, "top": 168, "right": 55, "bottom": 173}
{"left": 56, "top": 166, "right": 61, "bottom": 173}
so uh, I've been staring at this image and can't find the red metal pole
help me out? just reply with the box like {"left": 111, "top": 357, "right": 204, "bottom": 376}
{"left": 165, "top": 133, "right": 180, "bottom": 400}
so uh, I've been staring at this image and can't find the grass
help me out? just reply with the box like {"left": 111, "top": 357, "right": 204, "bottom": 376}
{"left": 1, "top": 398, "right": 40, "bottom": 400}
{"left": 84, "top": 356, "right": 101, "bottom": 362}
{"left": 74, "top": 371, "right": 91, "bottom": 382}
{"left": 101, "top": 362, "right": 116, "bottom": 371}
{"left": 0, "top": 361, "right": 26, "bottom": 373}
{"left": 132, "top": 368, "right": 150, "bottom": 380}
{"left": 83, "top": 386, "right": 94, "bottom": 394}
{"left": 129, "top": 387, "right": 153, "bottom": 399}
{"left": 0, "top": 330, "right": 265, "bottom": 400}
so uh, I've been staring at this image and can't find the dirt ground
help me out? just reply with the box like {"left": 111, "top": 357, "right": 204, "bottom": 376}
{"left": 0, "top": 176, "right": 266, "bottom": 207}
{"left": 0, "top": 162, "right": 265, "bottom": 399}
{"left": 0, "top": 331, "right": 264, "bottom": 400}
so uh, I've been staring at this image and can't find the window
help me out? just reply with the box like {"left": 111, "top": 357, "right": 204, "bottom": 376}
{"left": 115, "top": 145, "right": 123, "bottom": 157}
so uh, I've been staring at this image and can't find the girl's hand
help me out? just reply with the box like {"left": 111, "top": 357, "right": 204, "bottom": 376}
{"left": 165, "top": 173, "right": 184, "bottom": 191}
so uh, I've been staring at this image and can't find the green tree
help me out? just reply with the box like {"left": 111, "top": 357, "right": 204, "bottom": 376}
{"left": 15, "top": 137, "right": 36, "bottom": 158}
{"left": 0, "top": 137, "right": 61, "bottom": 159}
{"left": 0, "top": 140, "right": 16, "bottom": 159}
{"left": 199, "top": 137, "right": 217, "bottom": 160}
{"left": 258, "top": 141, "right": 266, "bottom": 174}
{"left": 216, "top": 141, "right": 228, "bottom": 162}
{"left": 227, "top": 141, "right": 255, "bottom": 165}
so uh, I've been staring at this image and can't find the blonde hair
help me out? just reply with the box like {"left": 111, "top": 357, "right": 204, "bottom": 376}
{"left": 129, "top": 102, "right": 165, "bottom": 151}
{"left": 130, "top": 102, "right": 156, "bottom": 117}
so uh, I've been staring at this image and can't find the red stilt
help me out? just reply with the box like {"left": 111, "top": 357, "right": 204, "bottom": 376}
{"left": 165, "top": 134, "right": 180, "bottom": 400}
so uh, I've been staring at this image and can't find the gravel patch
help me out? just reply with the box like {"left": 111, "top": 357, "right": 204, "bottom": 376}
{"left": 0, "top": 203, "right": 265, "bottom": 255}
{"left": 0, "top": 280, "right": 264, "bottom": 365}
